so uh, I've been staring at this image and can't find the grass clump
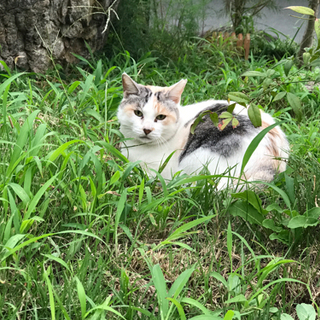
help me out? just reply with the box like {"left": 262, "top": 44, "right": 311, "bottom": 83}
{"left": 0, "top": 33, "right": 320, "bottom": 319}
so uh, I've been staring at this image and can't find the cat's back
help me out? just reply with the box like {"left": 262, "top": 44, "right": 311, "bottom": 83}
{"left": 178, "top": 100, "right": 289, "bottom": 184}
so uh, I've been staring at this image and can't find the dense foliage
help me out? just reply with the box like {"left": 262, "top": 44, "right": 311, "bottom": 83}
{"left": 1, "top": 4, "right": 320, "bottom": 320}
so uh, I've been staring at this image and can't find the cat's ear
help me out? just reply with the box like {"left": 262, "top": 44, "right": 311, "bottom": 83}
{"left": 167, "top": 79, "right": 187, "bottom": 104}
{"left": 122, "top": 73, "right": 140, "bottom": 98}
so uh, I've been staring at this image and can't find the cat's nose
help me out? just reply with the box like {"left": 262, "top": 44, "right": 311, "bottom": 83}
{"left": 143, "top": 129, "right": 152, "bottom": 135}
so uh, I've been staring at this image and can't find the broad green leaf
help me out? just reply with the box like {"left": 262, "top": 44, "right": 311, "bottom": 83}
{"left": 266, "top": 203, "right": 283, "bottom": 213}
{"left": 231, "top": 190, "right": 267, "bottom": 214}
{"left": 248, "top": 104, "right": 262, "bottom": 127}
{"left": 274, "top": 91, "right": 287, "bottom": 101}
{"left": 296, "top": 303, "right": 316, "bottom": 320}
{"left": 262, "top": 219, "right": 283, "bottom": 233}
{"left": 308, "top": 207, "right": 320, "bottom": 218}
{"left": 209, "top": 112, "right": 219, "bottom": 126}
{"left": 266, "top": 69, "right": 276, "bottom": 77}
{"left": 228, "top": 201, "right": 264, "bottom": 225}
{"left": 227, "top": 103, "right": 236, "bottom": 114}
{"left": 303, "top": 52, "right": 311, "bottom": 65}
{"left": 228, "top": 92, "right": 250, "bottom": 104}
{"left": 285, "top": 6, "right": 315, "bottom": 16}
{"left": 269, "top": 230, "right": 290, "bottom": 245}
{"left": 227, "top": 274, "right": 241, "bottom": 294}
{"left": 287, "top": 215, "right": 319, "bottom": 229}
{"left": 287, "top": 92, "right": 302, "bottom": 121}
{"left": 284, "top": 60, "right": 294, "bottom": 76}
{"left": 219, "top": 111, "right": 233, "bottom": 119}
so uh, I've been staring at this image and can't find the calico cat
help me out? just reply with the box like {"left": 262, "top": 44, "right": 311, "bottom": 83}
{"left": 117, "top": 73, "right": 289, "bottom": 188}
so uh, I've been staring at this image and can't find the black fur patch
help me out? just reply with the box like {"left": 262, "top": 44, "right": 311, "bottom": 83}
{"left": 180, "top": 104, "right": 259, "bottom": 162}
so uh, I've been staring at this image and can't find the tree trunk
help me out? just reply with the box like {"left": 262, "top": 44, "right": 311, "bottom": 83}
{"left": 298, "top": 0, "right": 320, "bottom": 61}
{"left": 0, "top": 0, "right": 119, "bottom": 73}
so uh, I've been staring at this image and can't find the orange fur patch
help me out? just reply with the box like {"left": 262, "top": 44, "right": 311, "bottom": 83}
{"left": 152, "top": 96, "right": 177, "bottom": 124}
{"left": 123, "top": 104, "right": 136, "bottom": 117}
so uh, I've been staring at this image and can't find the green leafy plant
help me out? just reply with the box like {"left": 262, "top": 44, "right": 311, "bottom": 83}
{"left": 281, "top": 303, "right": 317, "bottom": 320}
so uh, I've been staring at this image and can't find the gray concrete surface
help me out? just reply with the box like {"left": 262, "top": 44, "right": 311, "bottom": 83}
{"left": 202, "top": 0, "right": 318, "bottom": 43}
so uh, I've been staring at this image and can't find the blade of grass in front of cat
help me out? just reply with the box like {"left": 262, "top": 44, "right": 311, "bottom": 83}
{"left": 240, "top": 121, "right": 285, "bottom": 175}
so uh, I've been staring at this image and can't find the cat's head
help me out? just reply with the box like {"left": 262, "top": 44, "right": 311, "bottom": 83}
{"left": 118, "top": 73, "right": 187, "bottom": 144}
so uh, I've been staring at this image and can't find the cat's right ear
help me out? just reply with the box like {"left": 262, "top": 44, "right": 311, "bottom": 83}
{"left": 122, "top": 73, "right": 140, "bottom": 98}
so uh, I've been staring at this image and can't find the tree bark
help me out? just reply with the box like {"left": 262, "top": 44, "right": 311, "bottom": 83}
{"left": 298, "top": 0, "right": 320, "bottom": 61}
{"left": 0, "top": 0, "right": 119, "bottom": 73}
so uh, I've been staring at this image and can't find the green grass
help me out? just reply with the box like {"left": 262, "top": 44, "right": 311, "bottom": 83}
{"left": 1, "top": 43, "right": 320, "bottom": 320}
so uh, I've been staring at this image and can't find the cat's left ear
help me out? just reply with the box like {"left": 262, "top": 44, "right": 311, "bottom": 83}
{"left": 167, "top": 79, "right": 187, "bottom": 104}
{"left": 122, "top": 73, "right": 140, "bottom": 98}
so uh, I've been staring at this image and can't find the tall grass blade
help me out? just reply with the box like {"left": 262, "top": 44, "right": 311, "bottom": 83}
{"left": 240, "top": 121, "right": 284, "bottom": 175}
{"left": 151, "top": 264, "right": 168, "bottom": 319}
{"left": 43, "top": 266, "right": 56, "bottom": 320}
{"left": 75, "top": 276, "right": 87, "bottom": 319}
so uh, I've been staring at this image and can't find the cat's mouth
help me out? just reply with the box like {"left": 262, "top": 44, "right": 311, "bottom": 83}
{"left": 139, "top": 135, "right": 152, "bottom": 140}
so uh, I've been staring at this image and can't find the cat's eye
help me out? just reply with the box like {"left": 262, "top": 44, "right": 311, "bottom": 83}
{"left": 134, "top": 110, "right": 143, "bottom": 117}
{"left": 156, "top": 114, "right": 166, "bottom": 120}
